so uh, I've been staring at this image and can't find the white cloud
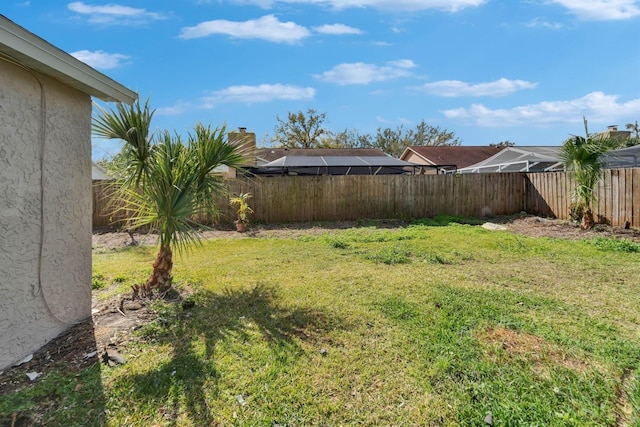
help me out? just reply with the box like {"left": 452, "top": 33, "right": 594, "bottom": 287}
{"left": 550, "top": 0, "right": 640, "bottom": 20}
{"left": 525, "top": 17, "right": 566, "bottom": 29}
{"left": 156, "top": 101, "right": 191, "bottom": 116}
{"left": 419, "top": 78, "right": 537, "bottom": 97}
{"left": 313, "top": 23, "right": 363, "bottom": 35}
{"left": 222, "top": 0, "right": 487, "bottom": 12}
{"left": 314, "top": 60, "right": 417, "bottom": 85}
{"left": 67, "top": 2, "right": 167, "bottom": 25}
{"left": 179, "top": 15, "right": 311, "bottom": 43}
{"left": 70, "top": 49, "right": 130, "bottom": 69}
{"left": 442, "top": 91, "right": 640, "bottom": 126}
{"left": 375, "top": 115, "right": 411, "bottom": 125}
{"left": 201, "top": 83, "right": 315, "bottom": 107}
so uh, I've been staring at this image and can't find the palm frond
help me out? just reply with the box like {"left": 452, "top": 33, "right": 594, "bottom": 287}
{"left": 96, "top": 101, "right": 247, "bottom": 257}
{"left": 92, "top": 98, "right": 156, "bottom": 187}
{"left": 559, "top": 133, "right": 613, "bottom": 210}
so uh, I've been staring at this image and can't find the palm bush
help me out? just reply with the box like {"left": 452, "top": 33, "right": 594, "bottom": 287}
{"left": 559, "top": 120, "right": 615, "bottom": 229}
{"left": 93, "top": 99, "right": 248, "bottom": 295}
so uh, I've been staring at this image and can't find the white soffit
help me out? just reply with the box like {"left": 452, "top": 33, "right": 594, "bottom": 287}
{"left": 0, "top": 14, "right": 136, "bottom": 103}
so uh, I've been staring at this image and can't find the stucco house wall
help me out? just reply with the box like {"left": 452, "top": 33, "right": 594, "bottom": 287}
{"left": 0, "top": 60, "right": 93, "bottom": 368}
{"left": 402, "top": 151, "right": 438, "bottom": 174}
{"left": 0, "top": 14, "right": 136, "bottom": 370}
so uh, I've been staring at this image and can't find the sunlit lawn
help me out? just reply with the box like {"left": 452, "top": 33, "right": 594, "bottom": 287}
{"left": 2, "top": 217, "right": 640, "bottom": 426}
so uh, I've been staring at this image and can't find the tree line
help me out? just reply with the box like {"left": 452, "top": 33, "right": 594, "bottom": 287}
{"left": 267, "top": 109, "right": 461, "bottom": 158}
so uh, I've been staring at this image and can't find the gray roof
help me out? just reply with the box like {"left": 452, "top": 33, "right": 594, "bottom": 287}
{"left": 601, "top": 145, "right": 640, "bottom": 169}
{"left": 0, "top": 15, "right": 136, "bottom": 103}
{"left": 262, "top": 155, "right": 417, "bottom": 168}
{"left": 255, "top": 148, "right": 387, "bottom": 164}
{"left": 458, "top": 146, "right": 563, "bottom": 173}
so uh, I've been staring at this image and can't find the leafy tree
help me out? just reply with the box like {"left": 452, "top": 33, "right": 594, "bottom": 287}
{"left": 410, "top": 120, "right": 461, "bottom": 147}
{"left": 270, "top": 109, "right": 329, "bottom": 148}
{"left": 559, "top": 118, "right": 616, "bottom": 230}
{"left": 490, "top": 140, "right": 516, "bottom": 148}
{"left": 93, "top": 99, "right": 247, "bottom": 296}
{"left": 329, "top": 128, "right": 372, "bottom": 149}
{"left": 96, "top": 149, "right": 128, "bottom": 178}
{"left": 329, "top": 120, "right": 460, "bottom": 157}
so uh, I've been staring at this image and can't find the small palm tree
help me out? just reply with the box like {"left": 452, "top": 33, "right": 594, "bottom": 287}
{"left": 93, "top": 99, "right": 248, "bottom": 296}
{"left": 559, "top": 118, "right": 615, "bottom": 230}
{"left": 230, "top": 193, "right": 253, "bottom": 232}
{"left": 626, "top": 121, "right": 639, "bottom": 145}
{"left": 626, "top": 121, "right": 639, "bottom": 138}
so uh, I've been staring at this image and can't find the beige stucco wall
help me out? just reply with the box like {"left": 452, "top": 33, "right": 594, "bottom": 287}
{"left": 0, "top": 60, "right": 92, "bottom": 369}
{"left": 402, "top": 152, "right": 438, "bottom": 175}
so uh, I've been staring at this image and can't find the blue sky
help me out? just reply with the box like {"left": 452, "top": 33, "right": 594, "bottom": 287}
{"left": 5, "top": 1, "right": 640, "bottom": 159}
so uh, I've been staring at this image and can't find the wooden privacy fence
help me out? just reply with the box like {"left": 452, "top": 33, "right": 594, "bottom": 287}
{"left": 226, "top": 173, "right": 525, "bottom": 222}
{"left": 93, "top": 173, "right": 525, "bottom": 227}
{"left": 525, "top": 168, "right": 640, "bottom": 227}
{"left": 93, "top": 168, "right": 640, "bottom": 228}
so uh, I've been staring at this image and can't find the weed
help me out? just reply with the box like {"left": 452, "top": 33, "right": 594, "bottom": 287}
{"left": 364, "top": 244, "right": 412, "bottom": 264}
{"left": 325, "top": 238, "right": 350, "bottom": 249}
{"left": 589, "top": 237, "right": 640, "bottom": 253}
{"left": 91, "top": 273, "right": 107, "bottom": 290}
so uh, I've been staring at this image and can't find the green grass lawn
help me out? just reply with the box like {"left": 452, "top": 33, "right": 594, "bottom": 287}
{"left": 2, "top": 217, "right": 640, "bottom": 426}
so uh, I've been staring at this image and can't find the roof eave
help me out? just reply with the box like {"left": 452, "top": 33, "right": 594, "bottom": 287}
{"left": 0, "top": 15, "right": 137, "bottom": 104}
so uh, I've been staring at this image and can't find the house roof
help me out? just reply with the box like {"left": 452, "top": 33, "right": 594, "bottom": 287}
{"left": 457, "top": 146, "right": 563, "bottom": 173}
{"left": 601, "top": 145, "right": 640, "bottom": 168}
{"left": 400, "top": 146, "right": 503, "bottom": 169}
{"left": 0, "top": 15, "right": 136, "bottom": 103}
{"left": 262, "top": 155, "right": 416, "bottom": 168}
{"left": 92, "top": 162, "right": 108, "bottom": 180}
{"left": 255, "top": 148, "right": 387, "bottom": 163}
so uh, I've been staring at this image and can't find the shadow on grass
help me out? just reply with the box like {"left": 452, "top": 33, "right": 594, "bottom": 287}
{"left": 0, "top": 321, "right": 107, "bottom": 426}
{"left": 115, "top": 283, "right": 338, "bottom": 425}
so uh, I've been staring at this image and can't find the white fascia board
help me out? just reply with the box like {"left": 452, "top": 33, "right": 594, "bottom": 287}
{"left": 0, "top": 15, "right": 136, "bottom": 103}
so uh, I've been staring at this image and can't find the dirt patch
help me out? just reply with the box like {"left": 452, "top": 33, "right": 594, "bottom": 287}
{"left": 91, "top": 220, "right": 397, "bottom": 251}
{"left": 0, "top": 295, "right": 157, "bottom": 396}
{"left": 501, "top": 215, "right": 640, "bottom": 242}
{"left": 92, "top": 215, "right": 640, "bottom": 251}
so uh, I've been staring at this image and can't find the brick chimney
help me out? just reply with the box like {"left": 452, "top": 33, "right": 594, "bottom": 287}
{"left": 228, "top": 127, "right": 256, "bottom": 167}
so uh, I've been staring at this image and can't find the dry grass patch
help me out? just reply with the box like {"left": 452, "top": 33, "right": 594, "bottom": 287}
{"left": 479, "top": 326, "right": 602, "bottom": 379}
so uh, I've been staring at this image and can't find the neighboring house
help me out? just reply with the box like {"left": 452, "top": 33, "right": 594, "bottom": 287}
{"left": 458, "top": 146, "right": 563, "bottom": 173}
{"left": 400, "top": 146, "right": 503, "bottom": 174}
{"left": 244, "top": 147, "right": 414, "bottom": 175}
{"left": 0, "top": 15, "right": 136, "bottom": 369}
{"left": 92, "top": 161, "right": 108, "bottom": 180}
{"left": 255, "top": 147, "right": 388, "bottom": 166}
{"left": 216, "top": 127, "right": 258, "bottom": 178}
{"left": 601, "top": 145, "right": 640, "bottom": 169}
{"left": 597, "top": 125, "right": 632, "bottom": 144}
{"left": 255, "top": 155, "right": 418, "bottom": 176}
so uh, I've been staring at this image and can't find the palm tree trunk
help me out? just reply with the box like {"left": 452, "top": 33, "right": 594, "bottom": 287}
{"left": 144, "top": 244, "right": 173, "bottom": 294}
{"left": 581, "top": 208, "right": 595, "bottom": 230}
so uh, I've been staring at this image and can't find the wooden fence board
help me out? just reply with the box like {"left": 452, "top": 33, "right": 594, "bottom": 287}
{"left": 634, "top": 169, "right": 640, "bottom": 226}
{"left": 625, "top": 169, "right": 633, "bottom": 226}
